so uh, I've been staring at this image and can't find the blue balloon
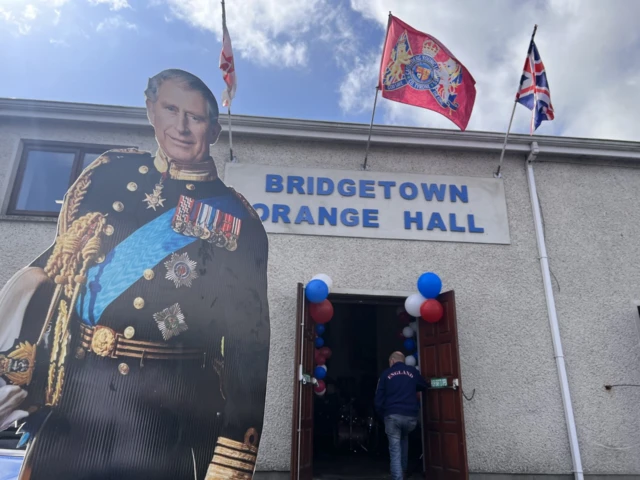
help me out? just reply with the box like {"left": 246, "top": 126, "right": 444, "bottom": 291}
{"left": 315, "top": 337, "right": 325, "bottom": 348}
{"left": 417, "top": 272, "right": 442, "bottom": 299}
{"left": 315, "top": 324, "right": 325, "bottom": 335}
{"left": 404, "top": 338, "right": 416, "bottom": 352}
{"left": 306, "top": 279, "right": 329, "bottom": 303}
{"left": 314, "top": 366, "right": 327, "bottom": 380}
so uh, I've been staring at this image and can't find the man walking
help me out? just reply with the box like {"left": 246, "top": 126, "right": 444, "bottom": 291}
{"left": 375, "top": 351, "right": 428, "bottom": 480}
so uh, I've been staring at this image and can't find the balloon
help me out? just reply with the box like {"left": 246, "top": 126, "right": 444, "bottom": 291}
{"left": 315, "top": 337, "right": 324, "bottom": 348}
{"left": 402, "top": 326, "right": 414, "bottom": 338}
{"left": 309, "top": 300, "right": 333, "bottom": 324}
{"left": 319, "top": 346, "right": 332, "bottom": 359}
{"left": 397, "top": 312, "right": 412, "bottom": 324}
{"left": 417, "top": 272, "right": 442, "bottom": 299}
{"left": 405, "top": 355, "right": 417, "bottom": 367}
{"left": 404, "top": 338, "right": 416, "bottom": 352}
{"left": 317, "top": 365, "right": 327, "bottom": 373}
{"left": 314, "top": 366, "right": 327, "bottom": 380}
{"left": 405, "top": 293, "right": 427, "bottom": 317}
{"left": 420, "top": 299, "right": 444, "bottom": 323}
{"left": 314, "top": 349, "right": 326, "bottom": 366}
{"left": 311, "top": 274, "right": 333, "bottom": 292}
{"left": 314, "top": 379, "right": 326, "bottom": 396}
{"left": 306, "top": 279, "right": 329, "bottom": 303}
{"left": 315, "top": 324, "right": 325, "bottom": 335}
{"left": 409, "top": 321, "right": 418, "bottom": 333}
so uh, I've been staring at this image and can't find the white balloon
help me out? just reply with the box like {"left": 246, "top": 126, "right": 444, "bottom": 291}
{"left": 312, "top": 274, "right": 333, "bottom": 291}
{"left": 409, "top": 321, "right": 418, "bottom": 333}
{"left": 402, "top": 326, "right": 414, "bottom": 338}
{"left": 404, "top": 293, "right": 427, "bottom": 317}
{"left": 405, "top": 355, "right": 417, "bottom": 367}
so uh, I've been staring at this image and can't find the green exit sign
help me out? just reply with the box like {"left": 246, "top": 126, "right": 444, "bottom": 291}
{"left": 430, "top": 378, "right": 448, "bottom": 388}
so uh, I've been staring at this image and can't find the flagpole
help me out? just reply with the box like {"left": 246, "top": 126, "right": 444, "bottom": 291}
{"left": 494, "top": 24, "right": 537, "bottom": 178}
{"left": 363, "top": 12, "right": 393, "bottom": 171}
{"left": 221, "top": 0, "right": 234, "bottom": 162}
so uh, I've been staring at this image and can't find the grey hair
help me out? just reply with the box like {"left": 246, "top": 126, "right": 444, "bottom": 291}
{"left": 389, "top": 351, "right": 405, "bottom": 364}
{"left": 144, "top": 69, "right": 220, "bottom": 124}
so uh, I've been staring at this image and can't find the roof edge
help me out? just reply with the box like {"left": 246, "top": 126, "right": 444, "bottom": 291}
{"left": 1, "top": 98, "right": 640, "bottom": 161}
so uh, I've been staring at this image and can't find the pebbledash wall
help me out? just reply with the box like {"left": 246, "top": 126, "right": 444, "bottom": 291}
{"left": 1, "top": 99, "right": 640, "bottom": 479}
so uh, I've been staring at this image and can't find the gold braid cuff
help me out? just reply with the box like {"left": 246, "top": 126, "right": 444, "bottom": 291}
{"left": 205, "top": 434, "right": 259, "bottom": 480}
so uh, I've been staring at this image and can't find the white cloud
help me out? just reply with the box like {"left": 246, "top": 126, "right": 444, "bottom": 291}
{"left": 49, "top": 37, "right": 69, "bottom": 46}
{"left": 161, "top": 0, "right": 333, "bottom": 68}
{"left": 0, "top": 0, "right": 70, "bottom": 35}
{"left": 23, "top": 5, "right": 38, "bottom": 20}
{"left": 344, "top": 0, "right": 640, "bottom": 141}
{"left": 338, "top": 54, "right": 379, "bottom": 114}
{"left": 88, "top": 0, "right": 131, "bottom": 11}
{"left": 96, "top": 15, "right": 137, "bottom": 32}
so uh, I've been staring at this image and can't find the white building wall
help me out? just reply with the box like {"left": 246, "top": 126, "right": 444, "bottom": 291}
{"left": 0, "top": 112, "right": 639, "bottom": 475}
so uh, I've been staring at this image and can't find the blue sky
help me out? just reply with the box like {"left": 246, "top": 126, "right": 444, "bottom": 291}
{"left": 1, "top": 0, "right": 639, "bottom": 141}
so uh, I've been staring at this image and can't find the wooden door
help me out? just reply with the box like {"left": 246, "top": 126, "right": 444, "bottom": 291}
{"left": 418, "top": 290, "right": 468, "bottom": 480}
{"left": 290, "top": 283, "right": 315, "bottom": 480}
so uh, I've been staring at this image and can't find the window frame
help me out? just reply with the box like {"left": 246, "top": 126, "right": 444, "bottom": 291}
{"left": 7, "top": 141, "right": 134, "bottom": 217}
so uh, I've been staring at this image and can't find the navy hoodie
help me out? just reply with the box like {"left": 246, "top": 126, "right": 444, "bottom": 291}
{"left": 374, "top": 362, "right": 428, "bottom": 418}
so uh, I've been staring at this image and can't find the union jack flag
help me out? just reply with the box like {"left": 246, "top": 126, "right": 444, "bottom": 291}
{"left": 516, "top": 40, "right": 554, "bottom": 132}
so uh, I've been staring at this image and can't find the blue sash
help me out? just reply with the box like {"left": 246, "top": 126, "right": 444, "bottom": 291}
{"left": 76, "top": 194, "right": 247, "bottom": 325}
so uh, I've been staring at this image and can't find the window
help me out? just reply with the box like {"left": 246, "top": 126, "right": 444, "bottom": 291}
{"left": 8, "top": 143, "right": 132, "bottom": 217}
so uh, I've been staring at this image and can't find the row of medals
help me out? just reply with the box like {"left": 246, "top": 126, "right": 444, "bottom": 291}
{"left": 172, "top": 220, "right": 238, "bottom": 252}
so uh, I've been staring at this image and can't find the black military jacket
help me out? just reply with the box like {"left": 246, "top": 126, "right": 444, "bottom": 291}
{"left": 11, "top": 148, "right": 270, "bottom": 480}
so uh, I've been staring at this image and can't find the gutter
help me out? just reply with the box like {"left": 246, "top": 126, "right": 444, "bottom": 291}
{"left": 526, "top": 142, "right": 585, "bottom": 480}
{"left": 1, "top": 99, "right": 640, "bottom": 163}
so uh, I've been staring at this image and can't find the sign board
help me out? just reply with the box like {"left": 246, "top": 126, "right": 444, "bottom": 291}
{"left": 430, "top": 378, "right": 448, "bottom": 388}
{"left": 225, "top": 164, "right": 511, "bottom": 245}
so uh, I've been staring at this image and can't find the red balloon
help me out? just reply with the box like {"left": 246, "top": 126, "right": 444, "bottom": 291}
{"left": 309, "top": 300, "right": 334, "bottom": 324}
{"left": 319, "top": 346, "right": 332, "bottom": 359}
{"left": 420, "top": 299, "right": 444, "bottom": 323}
{"left": 314, "top": 349, "right": 326, "bottom": 366}
{"left": 397, "top": 312, "right": 412, "bottom": 324}
{"left": 314, "top": 379, "right": 326, "bottom": 393}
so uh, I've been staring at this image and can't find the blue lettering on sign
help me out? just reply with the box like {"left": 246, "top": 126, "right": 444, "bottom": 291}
{"left": 319, "top": 207, "right": 337, "bottom": 226}
{"left": 468, "top": 215, "right": 484, "bottom": 233}
{"left": 266, "top": 174, "right": 283, "bottom": 193}
{"left": 427, "top": 212, "right": 447, "bottom": 231}
{"left": 295, "top": 206, "right": 315, "bottom": 225}
{"left": 307, "top": 177, "right": 314, "bottom": 195}
{"left": 400, "top": 182, "right": 418, "bottom": 200}
{"left": 272, "top": 204, "right": 291, "bottom": 223}
{"left": 359, "top": 180, "right": 375, "bottom": 198}
{"left": 421, "top": 183, "right": 446, "bottom": 202}
{"left": 363, "top": 209, "right": 379, "bottom": 228}
{"left": 317, "top": 178, "right": 334, "bottom": 196}
{"left": 253, "top": 203, "right": 269, "bottom": 222}
{"left": 338, "top": 179, "right": 356, "bottom": 197}
{"left": 450, "top": 213, "right": 465, "bottom": 232}
{"left": 340, "top": 208, "right": 359, "bottom": 226}
{"left": 450, "top": 185, "right": 468, "bottom": 203}
{"left": 404, "top": 211, "right": 423, "bottom": 230}
{"left": 287, "top": 176, "right": 305, "bottom": 194}
{"left": 378, "top": 181, "right": 396, "bottom": 199}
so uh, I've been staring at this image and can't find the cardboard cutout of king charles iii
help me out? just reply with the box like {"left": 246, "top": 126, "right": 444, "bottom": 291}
{"left": 0, "top": 69, "right": 270, "bottom": 480}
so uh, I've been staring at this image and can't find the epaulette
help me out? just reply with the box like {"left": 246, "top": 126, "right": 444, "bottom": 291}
{"left": 228, "top": 187, "right": 259, "bottom": 220}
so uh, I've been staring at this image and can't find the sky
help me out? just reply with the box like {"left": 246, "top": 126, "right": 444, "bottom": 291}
{"left": 1, "top": 0, "right": 639, "bottom": 141}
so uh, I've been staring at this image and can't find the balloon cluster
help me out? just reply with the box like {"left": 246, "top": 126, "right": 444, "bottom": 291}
{"left": 405, "top": 272, "right": 444, "bottom": 324}
{"left": 306, "top": 274, "right": 334, "bottom": 396}
{"left": 396, "top": 307, "right": 418, "bottom": 367}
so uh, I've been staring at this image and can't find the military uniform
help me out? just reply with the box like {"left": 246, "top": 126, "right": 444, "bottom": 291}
{"left": 1, "top": 148, "right": 270, "bottom": 480}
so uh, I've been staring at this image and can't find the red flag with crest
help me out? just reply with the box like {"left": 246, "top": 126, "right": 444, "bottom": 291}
{"left": 219, "top": 9, "right": 236, "bottom": 108}
{"left": 379, "top": 15, "right": 476, "bottom": 130}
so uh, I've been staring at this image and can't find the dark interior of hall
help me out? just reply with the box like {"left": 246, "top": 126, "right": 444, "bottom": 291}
{"left": 312, "top": 301, "right": 423, "bottom": 479}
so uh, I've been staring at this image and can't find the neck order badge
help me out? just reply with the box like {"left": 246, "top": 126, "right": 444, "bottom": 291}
{"left": 379, "top": 15, "right": 477, "bottom": 131}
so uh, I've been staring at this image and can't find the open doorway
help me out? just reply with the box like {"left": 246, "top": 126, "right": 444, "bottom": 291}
{"left": 290, "top": 286, "right": 469, "bottom": 480}
{"left": 312, "top": 295, "right": 423, "bottom": 479}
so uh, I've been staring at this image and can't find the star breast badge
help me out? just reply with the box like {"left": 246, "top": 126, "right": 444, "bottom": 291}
{"left": 153, "top": 303, "right": 188, "bottom": 341}
{"left": 164, "top": 252, "right": 198, "bottom": 288}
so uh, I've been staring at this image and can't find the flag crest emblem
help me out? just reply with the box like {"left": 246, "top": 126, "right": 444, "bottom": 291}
{"left": 379, "top": 16, "right": 476, "bottom": 130}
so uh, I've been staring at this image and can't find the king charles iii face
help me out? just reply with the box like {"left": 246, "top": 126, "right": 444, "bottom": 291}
{"left": 146, "top": 78, "right": 221, "bottom": 164}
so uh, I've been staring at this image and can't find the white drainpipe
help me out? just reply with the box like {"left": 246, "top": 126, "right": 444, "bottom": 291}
{"left": 526, "top": 142, "right": 584, "bottom": 480}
